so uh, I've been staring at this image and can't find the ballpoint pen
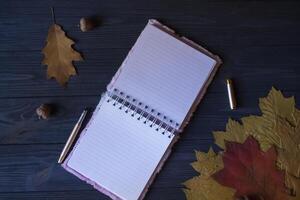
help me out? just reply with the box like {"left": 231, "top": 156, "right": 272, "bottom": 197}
{"left": 58, "top": 109, "right": 88, "bottom": 164}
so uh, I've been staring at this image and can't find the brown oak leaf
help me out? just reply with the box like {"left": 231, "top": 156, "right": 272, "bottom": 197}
{"left": 42, "top": 24, "right": 83, "bottom": 86}
{"left": 213, "top": 136, "right": 288, "bottom": 200}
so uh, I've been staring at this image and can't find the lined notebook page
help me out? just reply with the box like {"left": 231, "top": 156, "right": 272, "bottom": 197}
{"left": 110, "top": 22, "right": 217, "bottom": 125}
{"left": 66, "top": 94, "right": 173, "bottom": 200}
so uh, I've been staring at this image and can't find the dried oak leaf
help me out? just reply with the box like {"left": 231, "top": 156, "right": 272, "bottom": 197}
{"left": 183, "top": 148, "right": 235, "bottom": 200}
{"left": 213, "top": 136, "right": 288, "bottom": 200}
{"left": 42, "top": 24, "right": 83, "bottom": 86}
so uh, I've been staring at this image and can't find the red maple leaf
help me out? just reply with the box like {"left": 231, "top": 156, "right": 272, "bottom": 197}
{"left": 213, "top": 136, "right": 288, "bottom": 200}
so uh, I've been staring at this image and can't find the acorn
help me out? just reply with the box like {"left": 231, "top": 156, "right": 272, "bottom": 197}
{"left": 80, "top": 17, "right": 95, "bottom": 32}
{"left": 36, "top": 104, "right": 52, "bottom": 119}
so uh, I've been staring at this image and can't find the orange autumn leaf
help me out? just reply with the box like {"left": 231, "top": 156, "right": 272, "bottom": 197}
{"left": 213, "top": 137, "right": 289, "bottom": 200}
{"left": 42, "top": 24, "right": 83, "bottom": 86}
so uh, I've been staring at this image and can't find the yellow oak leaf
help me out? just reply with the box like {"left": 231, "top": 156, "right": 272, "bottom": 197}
{"left": 191, "top": 147, "right": 223, "bottom": 177}
{"left": 183, "top": 176, "right": 235, "bottom": 200}
{"left": 42, "top": 24, "right": 83, "bottom": 86}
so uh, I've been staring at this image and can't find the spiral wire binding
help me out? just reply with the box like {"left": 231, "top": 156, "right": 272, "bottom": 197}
{"left": 106, "top": 88, "right": 179, "bottom": 138}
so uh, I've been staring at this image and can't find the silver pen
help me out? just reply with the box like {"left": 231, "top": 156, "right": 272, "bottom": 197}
{"left": 58, "top": 109, "right": 88, "bottom": 164}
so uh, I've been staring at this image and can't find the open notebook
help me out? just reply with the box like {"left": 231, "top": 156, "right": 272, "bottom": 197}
{"left": 62, "top": 19, "right": 221, "bottom": 200}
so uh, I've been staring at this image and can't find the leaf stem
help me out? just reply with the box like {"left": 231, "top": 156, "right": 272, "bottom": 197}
{"left": 51, "top": 7, "right": 56, "bottom": 24}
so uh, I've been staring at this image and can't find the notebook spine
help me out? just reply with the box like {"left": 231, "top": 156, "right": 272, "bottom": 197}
{"left": 106, "top": 88, "right": 179, "bottom": 138}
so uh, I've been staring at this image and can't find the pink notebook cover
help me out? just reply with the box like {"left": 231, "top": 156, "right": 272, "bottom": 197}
{"left": 62, "top": 19, "right": 221, "bottom": 200}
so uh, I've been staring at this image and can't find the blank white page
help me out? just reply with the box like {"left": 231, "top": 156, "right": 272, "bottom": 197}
{"left": 66, "top": 94, "right": 173, "bottom": 200}
{"left": 110, "top": 22, "right": 216, "bottom": 125}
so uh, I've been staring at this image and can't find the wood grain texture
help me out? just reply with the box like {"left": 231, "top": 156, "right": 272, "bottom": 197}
{"left": 0, "top": 0, "right": 300, "bottom": 199}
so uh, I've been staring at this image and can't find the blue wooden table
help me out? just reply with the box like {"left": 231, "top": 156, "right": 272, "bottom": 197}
{"left": 0, "top": 1, "right": 300, "bottom": 199}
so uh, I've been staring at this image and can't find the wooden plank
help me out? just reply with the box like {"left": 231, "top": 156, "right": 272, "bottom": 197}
{"left": 0, "top": 96, "right": 98, "bottom": 144}
{"left": 1, "top": 1, "right": 300, "bottom": 51}
{"left": 1, "top": 88, "right": 299, "bottom": 145}
{"left": 1, "top": 48, "right": 300, "bottom": 98}
{"left": 0, "top": 191, "right": 109, "bottom": 200}
{"left": 0, "top": 141, "right": 210, "bottom": 194}
{"left": 0, "top": 49, "right": 122, "bottom": 98}
{"left": 0, "top": 1, "right": 300, "bottom": 98}
{"left": 0, "top": 91, "right": 275, "bottom": 145}
{"left": 0, "top": 188, "right": 184, "bottom": 200}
